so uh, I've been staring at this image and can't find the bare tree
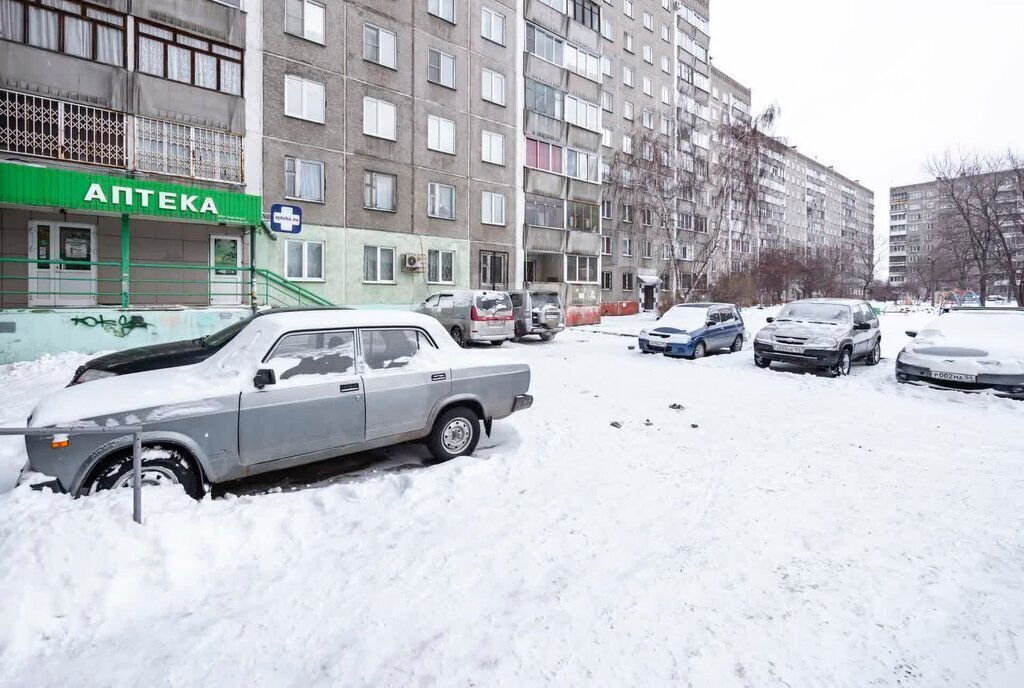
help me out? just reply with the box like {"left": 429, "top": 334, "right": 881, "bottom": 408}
{"left": 997, "top": 151, "right": 1024, "bottom": 304}
{"left": 850, "top": 237, "right": 881, "bottom": 299}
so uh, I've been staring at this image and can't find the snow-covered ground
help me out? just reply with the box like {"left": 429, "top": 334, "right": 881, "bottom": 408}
{"left": 2, "top": 310, "right": 1024, "bottom": 687}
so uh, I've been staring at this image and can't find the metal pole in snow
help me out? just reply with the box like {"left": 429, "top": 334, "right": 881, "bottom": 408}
{"left": 132, "top": 432, "right": 143, "bottom": 525}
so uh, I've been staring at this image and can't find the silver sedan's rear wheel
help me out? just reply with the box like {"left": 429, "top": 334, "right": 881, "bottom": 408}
{"left": 428, "top": 407, "right": 481, "bottom": 462}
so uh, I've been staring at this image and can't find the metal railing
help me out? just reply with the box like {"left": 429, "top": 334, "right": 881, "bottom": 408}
{"left": 1, "top": 426, "right": 144, "bottom": 524}
{"left": 0, "top": 257, "right": 332, "bottom": 309}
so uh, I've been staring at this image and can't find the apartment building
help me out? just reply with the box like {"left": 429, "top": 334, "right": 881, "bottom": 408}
{"left": 886, "top": 182, "right": 936, "bottom": 290}
{"left": 250, "top": 0, "right": 518, "bottom": 308}
{"left": 0, "top": 0, "right": 259, "bottom": 309}
{"left": 597, "top": 0, "right": 680, "bottom": 314}
{"left": 706, "top": 64, "right": 754, "bottom": 283}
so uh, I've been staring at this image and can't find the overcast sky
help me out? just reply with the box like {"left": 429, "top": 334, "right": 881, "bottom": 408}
{"left": 710, "top": 0, "right": 1024, "bottom": 271}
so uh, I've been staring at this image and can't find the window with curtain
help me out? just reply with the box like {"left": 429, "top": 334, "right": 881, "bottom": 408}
{"left": 363, "top": 171, "right": 396, "bottom": 211}
{"left": 0, "top": 0, "right": 25, "bottom": 42}
{"left": 136, "top": 20, "right": 243, "bottom": 96}
{"left": 27, "top": 4, "right": 57, "bottom": 50}
{"left": 286, "top": 240, "right": 324, "bottom": 281}
{"left": 427, "top": 182, "right": 455, "bottom": 220}
{"left": 285, "top": 157, "right": 325, "bottom": 202}
{"left": 363, "top": 246, "right": 395, "bottom": 283}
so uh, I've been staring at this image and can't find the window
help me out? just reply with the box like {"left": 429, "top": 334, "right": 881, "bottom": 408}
{"left": 601, "top": 17, "right": 612, "bottom": 40}
{"left": 286, "top": 0, "right": 325, "bottom": 44}
{"left": 570, "top": 0, "right": 600, "bottom": 31}
{"left": 602, "top": 128, "right": 612, "bottom": 147}
{"left": 138, "top": 21, "right": 241, "bottom": 94}
{"left": 622, "top": 204, "right": 633, "bottom": 222}
{"left": 134, "top": 117, "right": 242, "bottom": 183}
{"left": 363, "top": 171, "right": 397, "bottom": 211}
{"left": 482, "top": 69, "right": 506, "bottom": 105}
{"left": 624, "top": 32, "right": 634, "bottom": 53}
{"left": 660, "top": 244, "right": 671, "bottom": 260}
{"left": 481, "top": 191, "right": 506, "bottom": 225}
{"left": 285, "top": 75, "right": 325, "bottom": 123}
{"left": 621, "top": 235, "right": 633, "bottom": 256}
{"left": 661, "top": 25, "right": 670, "bottom": 42}
{"left": 601, "top": 56, "right": 612, "bottom": 76}
{"left": 363, "top": 23, "right": 397, "bottom": 68}
{"left": 427, "top": 182, "right": 456, "bottom": 219}
{"left": 661, "top": 56, "right": 670, "bottom": 73}
{"left": 601, "top": 90, "right": 613, "bottom": 112}
{"left": 427, "top": 115, "right": 456, "bottom": 154}
{"left": 641, "top": 208, "right": 653, "bottom": 226}
{"left": 363, "top": 245, "right": 395, "bottom": 283}
{"left": 268, "top": 331, "right": 355, "bottom": 378}
{"left": 285, "top": 157, "right": 324, "bottom": 202}
{"left": 428, "top": 0, "right": 456, "bottom": 23}
{"left": 622, "top": 65, "right": 633, "bottom": 87}
{"left": 623, "top": 0, "right": 634, "bottom": 19}
{"left": 428, "top": 48, "right": 456, "bottom": 88}
{"left": 525, "top": 196, "right": 564, "bottom": 228}
{"left": 568, "top": 201, "right": 599, "bottom": 231}
{"left": 642, "top": 11, "right": 652, "bottom": 30}
{"left": 622, "top": 135, "right": 633, "bottom": 155}
{"left": 480, "top": 251, "right": 508, "bottom": 290}
{"left": 285, "top": 240, "right": 324, "bottom": 281}
{"left": 427, "top": 249, "right": 455, "bottom": 284}
{"left": 363, "top": 96, "right": 397, "bottom": 140}
{"left": 661, "top": 86, "right": 671, "bottom": 104}
{"left": 565, "top": 44, "right": 601, "bottom": 83}
{"left": 481, "top": 130, "right": 505, "bottom": 165}
{"left": 601, "top": 234, "right": 612, "bottom": 254}
{"left": 601, "top": 270, "right": 612, "bottom": 291}
{"left": 525, "top": 79, "right": 563, "bottom": 119}
{"left": 565, "top": 95, "right": 600, "bottom": 131}
{"left": 526, "top": 23, "right": 563, "bottom": 64}
{"left": 642, "top": 44, "right": 652, "bottom": 63}
{"left": 642, "top": 76, "right": 652, "bottom": 96}
{"left": 660, "top": 117, "right": 671, "bottom": 135}
{"left": 622, "top": 272, "right": 634, "bottom": 290}
{"left": 623, "top": 100, "right": 634, "bottom": 120}
{"left": 3, "top": 0, "right": 125, "bottom": 66}
{"left": 481, "top": 6, "right": 505, "bottom": 44}
{"left": 361, "top": 329, "right": 437, "bottom": 371}
{"left": 525, "top": 138, "right": 563, "bottom": 173}
{"left": 642, "top": 109, "right": 654, "bottom": 129}
{"left": 566, "top": 149, "right": 599, "bottom": 183}
{"left": 567, "top": 255, "right": 598, "bottom": 283}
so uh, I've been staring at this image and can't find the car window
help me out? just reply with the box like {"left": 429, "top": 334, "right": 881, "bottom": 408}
{"left": 706, "top": 311, "right": 721, "bottom": 325}
{"left": 852, "top": 306, "right": 866, "bottom": 325}
{"left": 719, "top": 309, "right": 734, "bottom": 322}
{"left": 361, "top": 329, "right": 436, "bottom": 371}
{"left": 510, "top": 293, "right": 524, "bottom": 308}
{"left": 475, "top": 292, "right": 513, "bottom": 318}
{"left": 438, "top": 294, "right": 454, "bottom": 310}
{"left": 267, "top": 330, "right": 356, "bottom": 380}
{"left": 424, "top": 294, "right": 439, "bottom": 308}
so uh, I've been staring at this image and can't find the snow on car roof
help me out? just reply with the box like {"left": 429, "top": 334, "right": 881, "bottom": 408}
{"left": 256, "top": 308, "right": 441, "bottom": 330}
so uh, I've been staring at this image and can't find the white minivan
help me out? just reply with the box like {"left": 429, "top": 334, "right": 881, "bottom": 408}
{"left": 415, "top": 290, "right": 515, "bottom": 347}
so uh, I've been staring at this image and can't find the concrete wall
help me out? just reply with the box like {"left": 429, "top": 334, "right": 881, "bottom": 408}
{"left": 0, "top": 306, "right": 251, "bottom": 364}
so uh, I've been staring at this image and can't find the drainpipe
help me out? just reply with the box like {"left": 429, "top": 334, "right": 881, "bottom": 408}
{"left": 249, "top": 225, "right": 257, "bottom": 312}
{"left": 120, "top": 214, "right": 130, "bottom": 308}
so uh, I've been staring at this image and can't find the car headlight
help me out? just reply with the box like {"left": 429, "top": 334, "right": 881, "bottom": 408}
{"left": 810, "top": 337, "right": 838, "bottom": 349}
{"left": 74, "top": 368, "right": 117, "bottom": 385}
{"left": 755, "top": 330, "right": 773, "bottom": 343}
{"left": 673, "top": 334, "right": 692, "bottom": 344}
{"left": 639, "top": 329, "right": 649, "bottom": 338}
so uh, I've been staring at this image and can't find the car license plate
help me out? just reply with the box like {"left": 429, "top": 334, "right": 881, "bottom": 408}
{"left": 931, "top": 371, "right": 976, "bottom": 383}
{"left": 489, "top": 320, "right": 505, "bottom": 328}
{"left": 773, "top": 344, "right": 804, "bottom": 354}
{"left": 647, "top": 340, "right": 666, "bottom": 349}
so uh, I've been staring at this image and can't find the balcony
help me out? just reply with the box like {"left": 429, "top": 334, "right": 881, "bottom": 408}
{"left": 525, "top": 225, "right": 565, "bottom": 253}
{"left": 565, "top": 72, "right": 602, "bottom": 106}
{"left": 566, "top": 230, "right": 601, "bottom": 255}
{"left": 525, "top": 0, "right": 566, "bottom": 35}
{"left": 0, "top": 88, "right": 243, "bottom": 184}
{"left": 565, "top": 19, "right": 600, "bottom": 54}
{"left": 525, "top": 168, "right": 567, "bottom": 197}
{"left": 524, "top": 53, "right": 564, "bottom": 90}
{"left": 525, "top": 111, "right": 566, "bottom": 142}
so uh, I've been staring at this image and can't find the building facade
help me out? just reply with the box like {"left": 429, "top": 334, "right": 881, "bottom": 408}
{"left": 0, "top": 0, "right": 258, "bottom": 309}
{"left": 253, "top": 0, "right": 519, "bottom": 309}
{"left": 886, "top": 181, "right": 936, "bottom": 291}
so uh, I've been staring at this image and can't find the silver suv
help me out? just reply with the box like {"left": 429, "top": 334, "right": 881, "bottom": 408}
{"left": 753, "top": 298, "right": 882, "bottom": 376}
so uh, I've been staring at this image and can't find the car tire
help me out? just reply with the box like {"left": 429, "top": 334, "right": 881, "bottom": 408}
{"left": 829, "top": 348, "right": 853, "bottom": 377}
{"left": 428, "top": 406, "right": 481, "bottom": 463}
{"left": 490, "top": 340, "right": 505, "bottom": 347}
{"left": 540, "top": 332, "right": 555, "bottom": 342}
{"left": 730, "top": 335, "right": 743, "bottom": 353}
{"left": 754, "top": 352, "right": 771, "bottom": 368}
{"left": 85, "top": 444, "right": 204, "bottom": 499}
{"left": 689, "top": 341, "right": 707, "bottom": 360}
{"left": 865, "top": 339, "right": 882, "bottom": 366}
{"left": 450, "top": 326, "right": 467, "bottom": 348}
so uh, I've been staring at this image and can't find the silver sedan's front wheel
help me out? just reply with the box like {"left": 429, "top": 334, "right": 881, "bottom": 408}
{"left": 85, "top": 445, "right": 204, "bottom": 499}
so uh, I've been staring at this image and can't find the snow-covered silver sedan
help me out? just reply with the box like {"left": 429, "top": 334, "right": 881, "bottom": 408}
{"left": 896, "top": 308, "right": 1024, "bottom": 399}
{"left": 21, "top": 310, "right": 533, "bottom": 497}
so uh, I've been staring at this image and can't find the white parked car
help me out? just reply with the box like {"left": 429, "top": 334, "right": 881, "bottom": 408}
{"left": 896, "top": 308, "right": 1024, "bottom": 399}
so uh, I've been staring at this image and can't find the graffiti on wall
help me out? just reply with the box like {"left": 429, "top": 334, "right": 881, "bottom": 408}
{"left": 70, "top": 314, "right": 152, "bottom": 338}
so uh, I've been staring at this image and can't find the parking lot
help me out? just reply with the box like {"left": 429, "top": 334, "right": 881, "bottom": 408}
{"left": 1, "top": 308, "right": 1023, "bottom": 687}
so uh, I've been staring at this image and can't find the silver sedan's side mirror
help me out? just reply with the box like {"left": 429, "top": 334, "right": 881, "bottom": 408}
{"left": 253, "top": 368, "right": 276, "bottom": 389}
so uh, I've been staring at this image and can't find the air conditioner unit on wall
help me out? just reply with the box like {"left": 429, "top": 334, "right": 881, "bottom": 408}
{"left": 403, "top": 253, "right": 426, "bottom": 271}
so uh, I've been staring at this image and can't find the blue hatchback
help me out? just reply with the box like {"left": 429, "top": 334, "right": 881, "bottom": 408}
{"left": 638, "top": 303, "right": 746, "bottom": 359}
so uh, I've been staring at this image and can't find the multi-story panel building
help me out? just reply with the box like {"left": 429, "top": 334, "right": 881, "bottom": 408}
{"left": 255, "top": 0, "right": 519, "bottom": 307}
{"left": 519, "top": 0, "right": 605, "bottom": 326}
{"left": 0, "top": 0, "right": 258, "bottom": 309}
{"left": 598, "top": 0, "right": 680, "bottom": 314}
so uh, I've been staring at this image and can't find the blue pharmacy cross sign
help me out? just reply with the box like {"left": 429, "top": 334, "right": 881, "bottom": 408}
{"left": 270, "top": 203, "right": 302, "bottom": 234}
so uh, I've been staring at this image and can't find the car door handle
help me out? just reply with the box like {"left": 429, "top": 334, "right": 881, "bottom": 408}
{"left": 339, "top": 383, "right": 360, "bottom": 393}
{"left": 431, "top": 373, "right": 446, "bottom": 381}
